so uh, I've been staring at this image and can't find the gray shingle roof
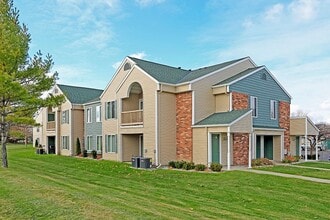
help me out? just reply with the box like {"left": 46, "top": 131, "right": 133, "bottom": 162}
{"left": 57, "top": 84, "right": 103, "bottom": 104}
{"left": 195, "top": 109, "right": 250, "bottom": 126}
{"left": 214, "top": 67, "right": 261, "bottom": 86}
{"left": 129, "top": 56, "right": 247, "bottom": 84}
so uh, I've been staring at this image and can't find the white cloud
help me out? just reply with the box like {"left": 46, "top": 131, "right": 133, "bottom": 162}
{"left": 289, "top": 0, "right": 319, "bottom": 21}
{"left": 265, "top": 3, "right": 284, "bottom": 21}
{"left": 320, "top": 100, "right": 330, "bottom": 110}
{"left": 135, "top": 0, "right": 165, "bottom": 7}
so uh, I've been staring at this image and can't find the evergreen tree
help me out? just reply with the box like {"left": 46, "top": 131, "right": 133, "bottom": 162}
{"left": 0, "top": 0, "right": 64, "bottom": 168}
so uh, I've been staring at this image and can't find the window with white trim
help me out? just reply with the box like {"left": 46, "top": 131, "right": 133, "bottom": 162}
{"left": 62, "top": 110, "right": 69, "bottom": 124}
{"left": 105, "top": 101, "right": 117, "bottom": 119}
{"left": 61, "top": 136, "right": 69, "bottom": 150}
{"left": 270, "top": 100, "right": 277, "bottom": 120}
{"left": 250, "top": 96, "right": 258, "bottom": 117}
{"left": 86, "top": 136, "right": 92, "bottom": 151}
{"left": 96, "top": 136, "right": 102, "bottom": 152}
{"left": 96, "top": 105, "right": 101, "bottom": 122}
{"left": 105, "top": 134, "right": 117, "bottom": 153}
{"left": 86, "top": 108, "right": 92, "bottom": 123}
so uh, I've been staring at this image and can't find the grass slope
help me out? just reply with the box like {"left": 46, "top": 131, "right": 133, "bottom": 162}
{"left": 0, "top": 145, "right": 329, "bottom": 219}
{"left": 294, "top": 162, "right": 330, "bottom": 169}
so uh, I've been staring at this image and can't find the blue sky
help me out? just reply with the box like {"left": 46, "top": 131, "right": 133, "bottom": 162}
{"left": 15, "top": 0, "right": 330, "bottom": 123}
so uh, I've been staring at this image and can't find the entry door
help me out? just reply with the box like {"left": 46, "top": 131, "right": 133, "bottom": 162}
{"left": 139, "top": 135, "right": 144, "bottom": 157}
{"left": 264, "top": 136, "right": 273, "bottom": 160}
{"left": 296, "top": 136, "right": 300, "bottom": 156}
{"left": 256, "top": 136, "right": 261, "bottom": 158}
{"left": 211, "top": 134, "right": 220, "bottom": 163}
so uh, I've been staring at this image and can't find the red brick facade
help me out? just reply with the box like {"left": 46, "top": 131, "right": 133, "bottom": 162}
{"left": 176, "top": 92, "right": 193, "bottom": 161}
{"left": 233, "top": 133, "right": 249, "bottom": 165}
{"left": 279, "top": 101, "right": 290, "bottom": 153}
{"left": 232, "top": 92, "right": 249, "bottom": 110}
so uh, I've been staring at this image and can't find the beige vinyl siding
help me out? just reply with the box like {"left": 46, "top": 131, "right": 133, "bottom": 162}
{"left": 192, "top": 127, "right": 208, "bottom": 165}
{"left": 71, "top": 106, "right": 84, "bottom": 156}
{"left": 273, "top": 136, "right": 281, "bottom": 161}
{"left": 212, "top": 86, "right": 227, "bottom": 95}
{"left": 231, "top": 113, "right": 252, "bottom": 133}
{"left": 221, "top": 134, "right": 231, "bottom": 166}
{"left": 290, "top": 118, "right": 318, "bottom": 136}
{"left": 290, "top": 136, "right": 298, "bottom": 156}
{"left": 215, "top": 94, "right": 230, "bottom": 113}
{"left": 191, "top": 59, "right": 255, "bottom": 124}
{"left": 59, "top": 101, "right": 71, "bottom": 155}
{"left": 121, "top": 135, "right": 139, "bottom": 161}
{"left": 158, "top": 92, "right": 176, "bottom": 165}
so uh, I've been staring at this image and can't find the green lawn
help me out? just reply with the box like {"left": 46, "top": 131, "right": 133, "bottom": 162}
{"left": 294, "top": 161, "right": 330, "bottom": 169}
{"left": 0, "top": 145, "right": 329, "bottom": 220}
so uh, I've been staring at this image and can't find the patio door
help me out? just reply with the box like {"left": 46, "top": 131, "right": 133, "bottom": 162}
{"left": 211, "top": 134, "right": 220, "bottom": 163}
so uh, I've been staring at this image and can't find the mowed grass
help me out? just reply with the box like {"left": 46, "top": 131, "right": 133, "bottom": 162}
{"left": 0, "top": 145, "right": 329, "bottom": 220}
{"left": 294, "top": 161, "right": 330, "bottom": 169}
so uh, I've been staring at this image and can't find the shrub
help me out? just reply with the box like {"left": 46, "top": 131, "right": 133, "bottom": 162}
{"left": 76, "top": 138, "right": 81, "bottom": 155}
{"left": 195, "top": 164, "right": 206, "bottom": 171}
{"left": 252, "top": 158, "right": 273, "bottom": 167}
{"left": 83, "top": 150, "right": 88, "bottom": 157}
{"left": 282, "top": 155, "right": 299, "bottom": 163}
{"left": 182, "top": 162, "right": 195, "bottom": 170}
{"left": 91, "top": 150, "right": 97, "bottom": 159}
{"left": 174, "top": 160, "right": 186, "bottom": 169}
{"left": 210, "top": 162, "right": 222, "bottom": 172}
{"left": 168, "top": 161, "right": 176, "bottom": 168}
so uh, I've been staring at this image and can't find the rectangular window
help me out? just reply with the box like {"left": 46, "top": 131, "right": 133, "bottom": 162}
{"left": 270, "top": 100, "right": 277, "bottom": 120}
{"left": 48, "top": 113, "right": 55, "bottom": 122}
{"left": 62, "top": 110, "right": 69, "bottom": 124}
{"left": 105, "top": 134, "right": 117, "bottom": 153}
{"left": 96, "top": 136, "right": 102, "bottom": 152}
{"left": 96, "top": 105, "right": 101, "bottom": 122}
{"left": 61, "top": 136, "right": 69, "bottom": 150}
{"left": 86, "top": 108, "right": 92, "bottom": 123}
{"left": 250, "top": 96, "right": 258, "bottom": 117}
{"left": 106, "top": 101, "right": 117, "bottom": 119}
{"left": 86, "top": 136, "right": 92, "bottom": 151}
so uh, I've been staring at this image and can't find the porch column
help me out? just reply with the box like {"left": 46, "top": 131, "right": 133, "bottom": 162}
{"left": 248, "top": 133, "right": 252, "bottom": 168}
{"left": 227, "top": 131, "right": 231, "bottom": 170}
{"left": 260, "top": 136, "right": 264, "bottom": 158}
{"left": 280, "top": 134, "right": 284, "bottom": 161}
{"left": 316, "top": 135, "right": 319, "bottom": 161}
{"left": 305, "top": 118, "right": 308, "bottom": 161}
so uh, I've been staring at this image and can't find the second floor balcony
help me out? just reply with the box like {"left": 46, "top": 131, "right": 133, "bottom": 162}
{"left": 47, "top": 121, "right": 55, "bottom": 130}
{"left": 121, "top": 110, "right": 143, "bottom": 126}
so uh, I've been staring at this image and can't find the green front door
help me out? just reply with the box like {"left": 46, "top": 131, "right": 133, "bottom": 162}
{"left": 264, "top": 136, "right": 273, "bottom": 160}
{"left": 256, "top": 136, "right": 261, "bottom": 158}
{"left": 296, "top": 136, "right": 300, "bottom": 156}
{"left": 211, "top": 134, "right": 220, "bottom": 163}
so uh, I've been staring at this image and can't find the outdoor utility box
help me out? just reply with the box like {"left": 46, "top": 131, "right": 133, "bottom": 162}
{"left": 140, "top": 158, "right": 151, "bottom": 169}
{"left": 132, "top": 156, "right": 140, "bottom": 168}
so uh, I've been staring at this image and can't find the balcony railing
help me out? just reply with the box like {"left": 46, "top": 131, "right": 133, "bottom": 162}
{"left": 47, "top": 121, "right": 55, "bottom": 130}
{"left": 121, "top": 110, "right": 143, "bottom": 126}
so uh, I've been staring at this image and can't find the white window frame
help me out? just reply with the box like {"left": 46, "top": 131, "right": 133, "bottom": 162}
{"left": 250, "top": 96, "right": 258, "bottom": 117}
{"left": 96, "top": 105, "right": 101, "bottom": 122}
{"left": 62, "top": 110, "right": 69, "bottom": 124}
{"left": 96, "top": 135, "right": 102, "bottom": 153}
{"left": 61, "top": 136, "right": 69, "bottom": 150}
{"left": 105, "top": 101, "right": 117, "bottom": 119}
{"left": 86, "top": 108, "right": 92, "bottom": 123}
{"left": 105, "top": 134, "right": 117, "bottom": 153}
{"left": 86, "top": 136, "right": 93, "bottom": 151}
{"left": 270, "top": 100, "right": 277, "bottom": 120}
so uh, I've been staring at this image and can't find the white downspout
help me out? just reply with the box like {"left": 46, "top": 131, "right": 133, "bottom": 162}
{"left": 155, "top": 91, "right": 159, "bottom": 166}
{"left": 248, "top": 133, "right": 252, "bottom": 168}
{"left": 227, "top": 127, "right": 231, "bottom": 170}
{"left": 316, "top": 135, "right": 319, "bottom": 161}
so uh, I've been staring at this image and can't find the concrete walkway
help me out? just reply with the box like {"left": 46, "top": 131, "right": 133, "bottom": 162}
{"left": 244, "top": 169, "right": 330, "bottom": 184}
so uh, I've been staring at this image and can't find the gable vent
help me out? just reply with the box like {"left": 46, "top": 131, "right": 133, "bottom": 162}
{"left": 124, "top": 62, "right": 131, "bottom": 71}
{"left": 261, "top": 72, "right": 267, "bottom": 80}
